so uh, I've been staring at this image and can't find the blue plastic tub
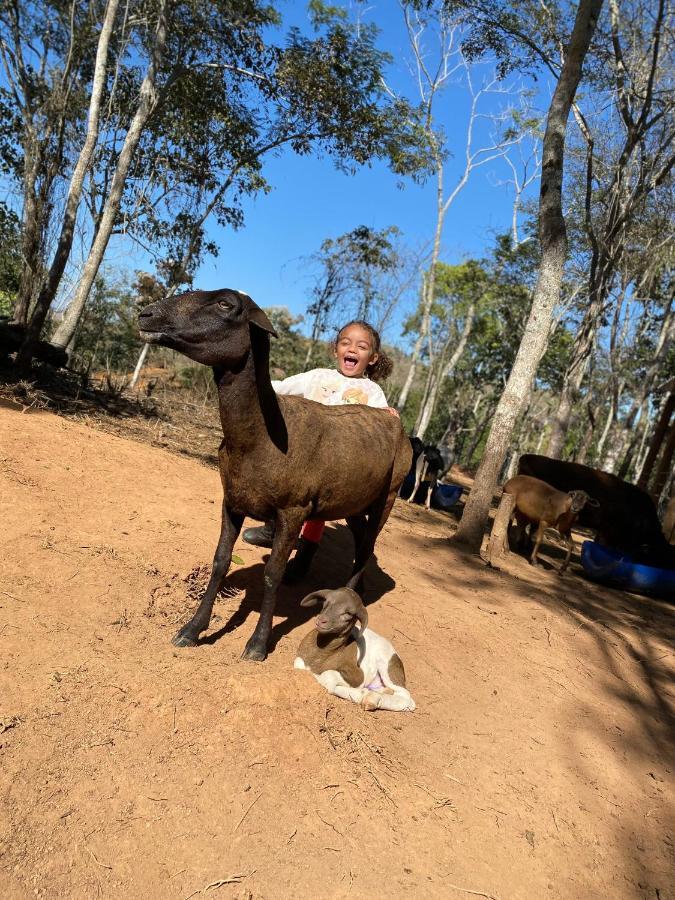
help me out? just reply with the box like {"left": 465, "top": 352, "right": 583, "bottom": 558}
{"left": 433, "top": 483, "right": 463, "bottom": 510}
{"left": 581, "top": 541, "right": 675, "bottom": 600}
{"left": 400, "top": 476, "right": 462, "bottom": 511}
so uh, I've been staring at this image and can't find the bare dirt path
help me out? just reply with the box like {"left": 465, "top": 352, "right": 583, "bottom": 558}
{"left": 1, "top": 406, "right": 673, "bottom": 900}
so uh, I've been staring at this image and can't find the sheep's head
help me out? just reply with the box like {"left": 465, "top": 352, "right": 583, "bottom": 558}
{"left": 300, "top": 587, "right": 368, "bottom": 638}
{"left": 568, "top": 490, "right": 600, "bottom": 514}
{"left": 138, "top": 288, "right": 277, "bottom": 368}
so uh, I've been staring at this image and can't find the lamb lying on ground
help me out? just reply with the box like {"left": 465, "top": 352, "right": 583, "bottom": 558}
{"left": 294, "top": 587, "right": 415, "bottom": 712}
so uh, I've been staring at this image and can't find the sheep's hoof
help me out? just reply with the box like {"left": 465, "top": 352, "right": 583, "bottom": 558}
{"left": 171, "top": 627, "right": 198, "bottom": 648}
{"left": 361, "top": 691, "right": 382, "bottom": 712}
{"left": 241, "top": 636, "right": 268, "bottom": 662}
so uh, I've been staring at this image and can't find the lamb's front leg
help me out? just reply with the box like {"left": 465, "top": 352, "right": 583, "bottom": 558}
{"left": 317, "top": 670, "right": 367, "bottom": 704}
{"left": 172, "top": 502, "right": 243, "bottom": 647}
{"left": 242, "top": 507, "right": 308, "bottom": 661}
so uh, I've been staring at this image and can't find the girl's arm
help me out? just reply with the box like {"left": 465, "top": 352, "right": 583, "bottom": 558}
{"left": 270, "top": 371, "right": 315, "bottom": 397}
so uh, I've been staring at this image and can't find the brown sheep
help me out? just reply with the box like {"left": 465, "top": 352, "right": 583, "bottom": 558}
{"left": 503, "top": 474, "right": 599, "bottom": 573}
{"left": 138, "top": 288, "right": 411, "bottom": 660}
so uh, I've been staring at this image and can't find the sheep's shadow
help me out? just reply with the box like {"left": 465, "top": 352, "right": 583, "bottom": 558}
{"left": 201, "top": 522, "right": 396, "bottom": 653}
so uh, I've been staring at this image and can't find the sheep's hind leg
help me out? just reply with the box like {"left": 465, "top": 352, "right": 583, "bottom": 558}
{"left": 172, "top": 503, "right": 243, "bottom": 648}
{"left": 242, "top": 507, "right": 307, "bottom": 662}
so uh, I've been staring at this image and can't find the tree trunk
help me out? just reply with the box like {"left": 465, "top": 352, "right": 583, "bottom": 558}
{"left": 634, "top": 411, "right": 653, "bottom": 481}
{"left": 47, "top": 0, "right": 169, "bottom": 353}
{"left": 11, "top": 144, "right": 44, "bottom": 326}
{"left": 396, "top": 333, "right": 423, "bottom": 412}
{"left": 129, "top": 341, "right": 150, "bottom": 389}
{"left": 454, "top": 0, "right": 604, "bottom": 551}
{"left": 651, "top": 418, "right": 675, "bottom": 504}
{"left": 638, "top": 389, "right": 675, "bottom": 491}
{"left": 14, "top": 0, "right": 120, "bottom": 366}
{"left": 596, "top": 397, "right": 616, "bottom": 464}
{"left": 416, "top": 302, "right": 475, "bottom": 440}
{"left": 398, "top": 162, "right": 446, "bottom": 413}
{"left": 617, "top": 399, "right": 648, "bottom": 480}
{"left": 486, "top": 493, "right": 516, "bottom": 567}
{"left": 464, "top": 404, "right": 493, "bottom": 466}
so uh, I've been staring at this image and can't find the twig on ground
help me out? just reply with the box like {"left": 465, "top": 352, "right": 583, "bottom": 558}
{"left": 444, "top": 773, "right": 465, "bottom": 785}
{"left": 233, "top": 793, "right": 262, "bottom": 833}
{"left": 317, "top": 812, "right": 344, "bottom": 837}
{"left": 183, "top": 870, "right": 255, "bottom": 899}
{"left": 86, "top": 846, "right": 112, "bottom": 870}
{"left": 205, "top": 871, "right": 253, "bottom": 890}
{"left": 441, "top": 879, "right": 499, "bottom": 900}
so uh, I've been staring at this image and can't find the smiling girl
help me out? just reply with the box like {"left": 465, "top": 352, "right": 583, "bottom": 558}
{"left": 242, "top": 319, "right": 398, "bottom": 581}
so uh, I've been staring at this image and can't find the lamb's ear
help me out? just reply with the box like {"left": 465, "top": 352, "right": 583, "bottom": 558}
{"left": 300, "top": 590, "right": 330, "bottom": 608}
{"left": 245, "top": 299, "right": 278, "bottom": 338}
{"left": 354, "top": 600, "right": 368, "bottom": 633}
{"left": 586, "top": 495, "right": 600, "bottom": 507}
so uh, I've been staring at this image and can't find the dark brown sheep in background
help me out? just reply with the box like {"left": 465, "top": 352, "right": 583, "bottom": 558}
{"left": 138, "top": 288, "right": 411, "bottom": 660}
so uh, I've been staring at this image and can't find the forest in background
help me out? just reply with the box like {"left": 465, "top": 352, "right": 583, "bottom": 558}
{"left": 0, "top": 0, "right": 673, "bottom": 543}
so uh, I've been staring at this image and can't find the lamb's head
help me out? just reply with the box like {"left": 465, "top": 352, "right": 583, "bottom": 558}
{"left": 300, "top": 587, "right": 368, "bottom": 638}
{"left": 568, "top": 490, "right": 600, "bottom": 514}
{"left": 138, "top": 288, "right": 277, "bottom": 368}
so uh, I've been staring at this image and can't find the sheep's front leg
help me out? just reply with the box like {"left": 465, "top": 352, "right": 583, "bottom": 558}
{"left": 242, "top": 507, "right": 307, "bottom": 662}
{"left": 172, "top": 502, "right": 243, "bottom": 648}
{"left": 559, "top": 532, "right": 574, "bottom": 574}
{"left": 529, "top": 521, "right": 547, "bottom": 567}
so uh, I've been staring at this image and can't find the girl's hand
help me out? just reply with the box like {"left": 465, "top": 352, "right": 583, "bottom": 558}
{"left": 386, "top": 407, "right": 400, "bottom": 418}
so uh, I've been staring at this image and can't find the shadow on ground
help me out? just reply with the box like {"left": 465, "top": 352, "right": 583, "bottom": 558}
{"left": 189, "top": 523, "right": 396, "bottom": 653}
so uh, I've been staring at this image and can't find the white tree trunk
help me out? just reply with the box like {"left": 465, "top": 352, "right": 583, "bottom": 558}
{"left": 454, "top": 0, "right": 605, "bottom": 551}
{"left": 51, "top": 0, "right": 168, "bottom": 349}
{"left": 416, "top": 302, "right": 475, "bottom": 440}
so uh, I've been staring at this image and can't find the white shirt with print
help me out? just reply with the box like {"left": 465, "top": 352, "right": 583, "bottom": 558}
{"left": 271, "top": 368, "right": 388, "bottom": 409}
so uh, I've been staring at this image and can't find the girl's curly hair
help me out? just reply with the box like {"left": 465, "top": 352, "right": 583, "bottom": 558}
{"left": 336, "top": 320, "right": 394, "bottom": 384}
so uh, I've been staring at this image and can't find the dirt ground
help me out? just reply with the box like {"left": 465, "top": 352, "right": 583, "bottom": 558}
{"left": 1, "top": 404, "right": 673, "bottom": 900}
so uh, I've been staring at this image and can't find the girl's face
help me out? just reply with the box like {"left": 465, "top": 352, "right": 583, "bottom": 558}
{"left": 335, "top": 324, "right": 379, "bottom": 378}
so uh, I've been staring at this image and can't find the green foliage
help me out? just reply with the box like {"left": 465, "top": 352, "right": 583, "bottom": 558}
{"left": 0, "top": 205, "right": 21, "bottom": 317}
{"left": 70, "top": 274, "right": 144, "bottom": 372}
{"left": 265, "top": 307, "right": 310, "bottom": 376}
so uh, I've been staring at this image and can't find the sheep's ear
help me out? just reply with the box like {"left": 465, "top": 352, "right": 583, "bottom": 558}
{"left": 586, "top": 495, "right": 600, "bottom": 507}
{"left": 245, "top": 299, "right": 278, "bottom": 338}
{"left": 300, "top": 590, "right": 330, "bottom": 608}
{"left": 354, "top": 601, "right": 368, "bottom": 633}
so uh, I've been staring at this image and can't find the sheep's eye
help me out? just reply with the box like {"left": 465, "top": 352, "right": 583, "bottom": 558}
{"left": 342, "top": 612, "right": 353, "bottom": 619}
{"left": 218, "top": 300, "right": 231, "bottom": 309}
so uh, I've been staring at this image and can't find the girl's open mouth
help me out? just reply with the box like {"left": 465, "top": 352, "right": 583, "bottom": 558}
{"left": 342, "top": 354, "right": 359, "bottom": 371}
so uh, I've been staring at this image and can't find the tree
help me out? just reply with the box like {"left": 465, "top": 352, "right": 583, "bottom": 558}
{"left": 303, "top": 225, "right": 407, "bottom": 367}
{"left": 545, "top": 0, "right": 675, "bottom": 456}
{"left": 395, "top": 0, "right": 533, "bottom": 413}
{"left": 404, "top": 260, "right": 487, "bottom": 438}
{"left": 3, "top": 0, "right": 429, "bottom": 366}
{"left": 454, "top": 0, "right": 605, "bottom": 551}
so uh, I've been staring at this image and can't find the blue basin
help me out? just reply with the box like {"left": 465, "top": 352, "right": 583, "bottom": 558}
{"left": 400, "top": 476, "right": 462, "bottom": 511}
{"left": 581, "top": 541, "right": 675, "bottom": 600}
